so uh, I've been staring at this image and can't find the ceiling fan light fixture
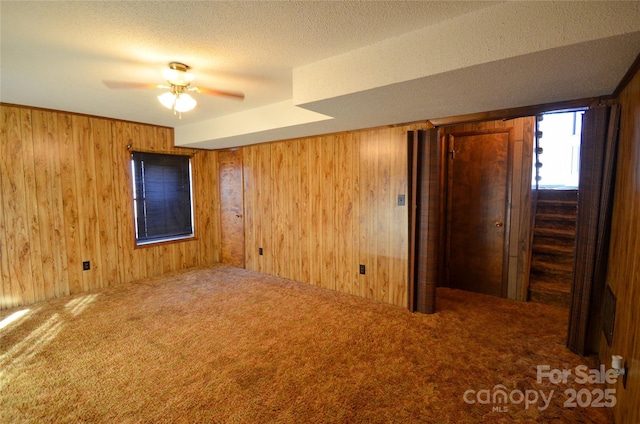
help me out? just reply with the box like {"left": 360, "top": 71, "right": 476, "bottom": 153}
{"left": 157, "top": 92, "right": 197, "bottom": 113}
{"left": 174, "top": 93, "right": 197, "bottom": 112}
{"left": 107, "top": 61, "right": 242, "bottom": 119}
{"left": 163, "top": 62, "right": 194, "bottom": 87}
{"left": 158, "top": 91, "right": 177, "bottom": 109}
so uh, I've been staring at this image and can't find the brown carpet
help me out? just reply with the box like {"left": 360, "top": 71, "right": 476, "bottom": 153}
{"left": 0, "top": 265, "right": 613, "bottom": 423}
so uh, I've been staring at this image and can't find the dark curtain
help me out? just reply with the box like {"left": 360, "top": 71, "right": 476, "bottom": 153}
{"left": 567, "top": 105, "right": 620, "bottom": 355}
{"left": 409, "top": 128, "right": 440, "bottom": 314}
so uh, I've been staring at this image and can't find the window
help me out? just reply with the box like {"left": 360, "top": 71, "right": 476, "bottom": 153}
{"left": 533, "top": 110, "right": 585, "bottom": 189}
{"left": 131, "top": 152, "right": 194, "bottom": 245}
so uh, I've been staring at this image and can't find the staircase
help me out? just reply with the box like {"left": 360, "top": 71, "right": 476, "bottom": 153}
{"left": 528, "top": 190, "right": 578, "bottom": 307}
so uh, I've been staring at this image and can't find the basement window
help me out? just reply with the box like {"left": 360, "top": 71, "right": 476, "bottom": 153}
{"left": 533, "top": 110, "right": 585, "bottom": 189}
{"left": 131, "top": 152, "right": 194, "bottom": 245}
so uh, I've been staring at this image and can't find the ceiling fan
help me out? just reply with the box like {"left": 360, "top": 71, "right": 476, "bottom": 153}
{"left": 104, "top": 62, "right": 245, "bottom": 118}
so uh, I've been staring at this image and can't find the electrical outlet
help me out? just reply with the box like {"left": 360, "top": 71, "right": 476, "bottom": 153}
{"left": 82, "top": 261, "right": 90, "bottom": 271}
{"left": 359, "top": 264, "right": 366, "bottom": 275}
{"left": 398, "top": 194, "right": 406, "bottom": 206}
{"left": 259, "top": 247, "right": 263, "bottom": 256}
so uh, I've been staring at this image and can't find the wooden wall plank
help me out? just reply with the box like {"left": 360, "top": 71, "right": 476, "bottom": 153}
{"left": 0, "top": 105, "right": 220, "bottom": 310}
{"left": 197, "top": 150, "right": 220, "bottom": 266}
{"left": 31, "top": 111, "right": 64, "bottom": 299}
{"left": 19, "top": 108, "right": 45, "bottom": 304}
{"left": 242, "top": 146, "right": 257, "bottom": 271}
{"left": 271, "top": 142, "right": 285, "bottom": 278}
{"left": 376, "top": 128, "right": 391, "bottom": 304}
{"left": 92, "top": 117, "right": 119, "bottom": 287}
{"left": 390, "top": 126, "right": 409, "bottom": 307}
{"left": 321, "top": 136, "right": 335, "bottom": 291}
{"left": 298, "top": 139, "right": 311, "bottom": 284}
{"left": 29, "top": 110, "right": 57, "bottom": 304}
{"left": 351, "top": 132, "right": 362, "bottom": 298}
{"left": 113, "top": 121, "right": 136, "bottom": 284}
{"left": 0, "top": 157, "right": 8, "bottom": 309}
{"left": 288, "top": 141, "right": 302, "bottom": 281}
{"left": 0, "top": 121, "right": 7, "bottom": 308}
{"left": 599, "top": 65, "right": 640, "bottom": 424}
{"left": 251, "top": 145, "right": 261, "bottom": 271}
{"left": 239, "top": 123, "right": 423, "bottom": 307}
{"left": 53, "top": 113, "right": 75, "bottom": 297}
{"left": 359, "top": 130, "right": 375, "bottom": 299}
{"left": 73, "top": 115, "right": 105, "bottom": 291}
{"left": 334, "top": 133, "right": 354, "bottom": 295}
{"left": 0, "top": 106, "right": 34, "bottom": 307}
{"left": 258, "top": 145, "right": 273, "bottom": 275}
{"left": 308, "top": 137, "right": 323, "bottom": 287}
{"left": 63, "top": 113, "right": 87, "bottom": 295}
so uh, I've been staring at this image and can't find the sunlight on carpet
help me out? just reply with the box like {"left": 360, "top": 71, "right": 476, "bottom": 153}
{"left": 0, "top": 265, "right": 613, "bottom": 423}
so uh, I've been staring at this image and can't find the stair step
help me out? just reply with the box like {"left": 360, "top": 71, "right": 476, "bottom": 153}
{"left": 530, "top": 259, "right": 573, "bottom": 274}
{"left": 529, "top": 190, "right": 578, "bottom": 308}
{"left": 536, "top": 201, "right": 578, "bottom": 216}
{"left": 532, "top": 235, "right": 576, "bottom": 249}
{"left": 529, "top": 270, "right": 573, "bottom": 285}
{"left": 536, "top": 199, "right": 578, "bottom": 209}
{"left": 532, "top": 243, "right": 575, "bottom": 255}
{"left": 529, "top": 280, "right": 572, "bottom": 294}
{"left": 534, "top": 221, "right": 576, "bottom": 232}
{"left": 529, "top": 266, "right": 573, "bottom": 282}
{"left": 537, "top": 189, "right": 578, "bottom": 202}
{"left": 531, "top": 253, "right": 574, "bottom": 267}
{"left": 534, "top": 227, "right": 575, "bottom": 239}
{"left": 528, "top": 281, "right": 572, "bottom": 308}
{"left": 535, "top": 213, "right": 577, "bottom": 222}
{"left": 537, "top": 199, "right": 577, "bottom": 206}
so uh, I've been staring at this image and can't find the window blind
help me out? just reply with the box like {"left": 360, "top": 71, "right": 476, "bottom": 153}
{"left": 132, "top": 152, "right": 193, "bottom": 244}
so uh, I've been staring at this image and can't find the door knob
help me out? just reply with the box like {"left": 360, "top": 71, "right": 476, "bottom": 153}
{"left": 495, "top": 221, "right": 504, "bottom": 227}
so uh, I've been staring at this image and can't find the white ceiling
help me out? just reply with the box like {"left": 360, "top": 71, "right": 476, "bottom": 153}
{"left": 1, "top": 1, "right": 639, "bottom": 150}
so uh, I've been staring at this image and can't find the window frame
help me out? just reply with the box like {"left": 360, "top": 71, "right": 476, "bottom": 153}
{"left": 130, "top": 151, "right": 195, "bottom": 247}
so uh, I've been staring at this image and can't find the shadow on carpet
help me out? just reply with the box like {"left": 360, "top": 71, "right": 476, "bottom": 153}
{"left": 0, "top": 265, "right": 613, "bottom": 423}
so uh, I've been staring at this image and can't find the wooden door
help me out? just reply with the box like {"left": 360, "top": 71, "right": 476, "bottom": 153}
{"left": 446, "top": 130, "right": 511, "bottom": 297}
{"left": 218, "top": 149, "right": 245, "bottom": 267}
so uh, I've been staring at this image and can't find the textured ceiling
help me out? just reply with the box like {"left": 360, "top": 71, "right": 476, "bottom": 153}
{"left": 1, "top": 1, "right": 639, "bottom": 149}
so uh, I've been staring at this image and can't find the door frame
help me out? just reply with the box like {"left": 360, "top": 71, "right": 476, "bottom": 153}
{"left": 442, "top": 128, "right": 514, "bottom": 298}
{"left": 218, "top": 148, "right": 246, "bottom": 268}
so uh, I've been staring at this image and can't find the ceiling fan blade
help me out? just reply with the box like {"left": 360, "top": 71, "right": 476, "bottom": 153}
{"left": 103, "top": 81, "right": 161, "bottom": 90}
{"left": 192, "top": 86, "right": 245, "bottom": 100}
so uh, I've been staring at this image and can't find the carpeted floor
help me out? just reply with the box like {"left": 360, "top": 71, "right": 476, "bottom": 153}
{"left": 0, "top": 265, "right": 613, "bottom": 423}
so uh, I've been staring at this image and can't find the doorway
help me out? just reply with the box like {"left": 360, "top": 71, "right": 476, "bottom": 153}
{"left": 528, "top": 110, "right": 585, "bottom": 307}
{"left": 445, "top": 129, "right": 512, "bottom": 297}
{"left": 218, "top": 149, "right": 245, "bottom": 267}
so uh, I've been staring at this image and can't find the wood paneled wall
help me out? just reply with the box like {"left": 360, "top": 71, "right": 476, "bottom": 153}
{"left": 439, "top": 117, "right": 534, "bottom": 300}
{"left": 242, "top": 124, "right": 428, "bottom": 307}
{"left": 0, "top": 105, "right": 221, "bottom": 310}
{"left": 599, "top": 66, "right": 640, "bottom": 424}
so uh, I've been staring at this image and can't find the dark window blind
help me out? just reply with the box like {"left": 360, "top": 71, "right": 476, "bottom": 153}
{"left": 132, "top": 152, "right": 193, "bottom": 244}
